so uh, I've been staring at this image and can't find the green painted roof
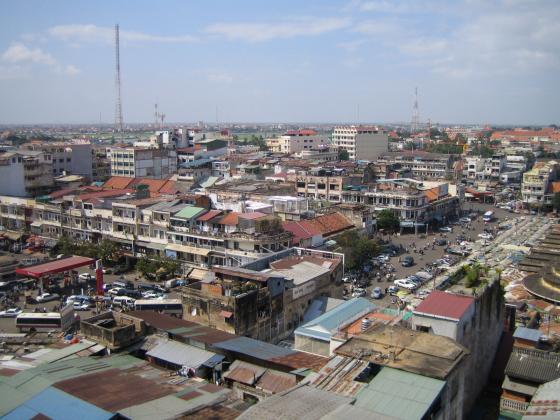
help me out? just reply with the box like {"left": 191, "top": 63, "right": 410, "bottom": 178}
{"left": 354, "top": 367, "right": 446, "bottom": 420}
{"left": 172, "top": 206, "right": 206, "bottom": 220}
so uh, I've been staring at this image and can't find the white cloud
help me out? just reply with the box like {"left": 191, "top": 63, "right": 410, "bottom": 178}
{"left": 1, "top": 43, "right": 80, "bottom": 77}
{"left": 205, "top": 17, "right": 350, "bottom": 42}
{"left": 2, "top": 43, "right": 56, "bottom": 65}
{"left": 206, "top": 71, "right": 233, "bottom": 84}
{"left": 63, "top": 64, "right": 80, "bottom": 76}
{"left": 49, "top": 24, "right": 197, "bottom": 45}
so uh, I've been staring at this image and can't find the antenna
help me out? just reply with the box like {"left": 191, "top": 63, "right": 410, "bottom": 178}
{"left": 154, "top": 103, "right": 159, "bottom": 127}
{"left": 411, "top": 87, "right": 419, "bottom": 134}
{"left": 160, "top": 113, "right": 165, "bottom": 129}
{"left": 114, "top": 24, "right": 124, "bottom": 140}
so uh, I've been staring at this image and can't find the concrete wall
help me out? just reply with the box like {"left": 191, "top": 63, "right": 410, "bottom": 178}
{"left": 355, "top": 132, "right": 388, "bottom": 161}
{"left": 0, "top": 161, "right": 26, "bottom": 197}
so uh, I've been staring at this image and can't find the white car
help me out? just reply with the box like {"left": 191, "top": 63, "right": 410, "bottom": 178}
{"left": 439, "top": 226, "right": 453, "bottom": 232}
{"left": 142, "top": 292, "right": 162, "bottom": 299}
{"left": 0, "top": 307, "right": 22, "bottom": 318}
{"left": 459, "top": 217, "right": 471, "bottom": 223}
{"left": 478, "top": 233, "right": 494, "bottom": 240}
{"left": 394, "top": 279, "right": 417, "bottom": 290}
{"left": 78, "top": 273, "right": 92, "bottom": 281}
{"left": 376, "top": 255, "right": 390, "bottom": 262}
{"left": 73, "top": 302, "right": 90, "bottom": 311}
{"left": 352, "top": 288, "right": 366, "bottom": 298}
{"left": 108, "top": 287, "right": 125, "bottom": 296}
{"left": 36, "top": 293, "right": 60, "bottom": 303}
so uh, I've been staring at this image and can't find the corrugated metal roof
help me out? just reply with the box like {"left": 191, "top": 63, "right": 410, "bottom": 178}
{"left": 223, "top": 360, "right": 267, "bottom": 386}
{"left": 146, "top": 339, "right": 220, "bottom": 369}
{"left": 256, "top": 369, "right": 297, "bottom": 394}
{"left": 3, "top": 387, "right": 113, "bottom": 420}
{"left": 172, "top": 206, "right": 206, "bottom": 220}
{"left": 295, "top": 298, "right": 376, "bottom": 341}
{"left": 353, "top": 367, "right": 445, "bottom": 420}
{"left": 513, "top": 327, "right": 542, "bottom": 342}
{"left": 413, "top": 290, "right": 474, "bottom": 321}
{"left": 213, "top": 337, "right": 294, "bottom": 361}
{"left": 238, "top": 385, "right": 352, "bottom": 420}
{"left": 524, "top": 377, "right": 560, "bottom": 418}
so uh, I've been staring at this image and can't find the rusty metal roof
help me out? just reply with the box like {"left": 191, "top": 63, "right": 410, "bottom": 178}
{"left": 256, "top": 370, "right": 297, "bottom": 394}
{"left": 223, "top": 360, "right": 266, "bottom": 386}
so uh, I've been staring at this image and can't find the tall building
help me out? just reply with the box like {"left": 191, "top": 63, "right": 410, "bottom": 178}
{"left": 521, "top": 160, "right": 560, "bottom": 207}
{"left": 0, "top": 150, "right": 53, "bottom": 197}
{"left": 22, "top": 140, "right": 93, "bottom": 179}
{"left": 109, "top": 146, "right": 177, "bottom": 179}
{"left": 332, "top": 125, "right": 388, "bottom": 161}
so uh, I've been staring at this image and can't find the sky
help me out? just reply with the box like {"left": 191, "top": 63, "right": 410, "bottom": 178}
{"left": 0, "top": 0, "right": 559, "bottom": 125}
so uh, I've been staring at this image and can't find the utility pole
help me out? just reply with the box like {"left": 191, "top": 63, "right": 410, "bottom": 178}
{"left": 114, "top": 24, "right": 124, "bottom": 141}
{"left": 411, "top": 87, "right": 419, "bottom": 134}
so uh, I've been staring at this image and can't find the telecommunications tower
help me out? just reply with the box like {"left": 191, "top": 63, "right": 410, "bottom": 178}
{"left": 114, "top": 24, "right": 124, "bottom": 139}
{"left": 411, "top": 87, "right": 419, "bottom": 134}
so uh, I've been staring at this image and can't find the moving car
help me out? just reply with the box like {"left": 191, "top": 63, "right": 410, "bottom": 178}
{"left": 439, "top": 226, "right": 453, "bottom": 232}
{"left": 36, "top": 293, "right": 60, "bottom": 303}
{"left": 371, "top": 287, "right": 382, "bottom": 299}
{"left": 401, "top": 256, "right": 414, "bottom": 267}
{"left": 0, "top": 307, "right": 22, "bottom": 318}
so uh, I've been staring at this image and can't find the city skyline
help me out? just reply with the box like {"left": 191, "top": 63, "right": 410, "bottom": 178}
{"left": 1, "top": 0, "right": 559, "bottom": 125}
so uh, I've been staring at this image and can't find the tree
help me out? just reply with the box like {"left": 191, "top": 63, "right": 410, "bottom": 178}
{"left": 97, "top": 239, "right": 118, "bottom": 264}
{"left": 377, "top": 209, "right": 399, "bottom": 232}
{"left": 55, "top": 236, "right": 77, "bottom": 256}
{"left": 335, "top": 231, "right": 379, "bottom": 270}
{"left": 160, "top": 256, "right": 180, "bottom": 278}
{"left": 338, "top": 149, "right": 349, "bottom": 161}
{"left": 136, "top": 255, "right": 158, "bottom": 279}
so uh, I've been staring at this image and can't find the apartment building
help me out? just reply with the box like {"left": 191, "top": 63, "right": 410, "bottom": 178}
{"left": 92, "top": 147, "right": 111, "bottom": 182}
{"left": 23, "top": 140, "right": 93, "bottom": 179}
{"left": 0, "top": 150, "right": 54, "bottom": 197}
{"left": 465, "top": 154, "right": 507, "bottom": 182}
{"left": 266, "top": 130, "right": 328, "bottom": 154}
{"left": 332, "top": 125, "right": 388, "bottom": 161}
{"left": 295, "top": 146, "right": 338, "bottom": 162}
{"left": 182, "top": 249, "right": 343, "bottom": 342}
{"left": 521, "top": 160, "right": 560, "bottom": 207}
{"left": 376, "top": 151, "right": 456, "bottom": 180}
{"left": 295, "top": 174, "right": 356, "bottom": 202}
{"left": 109, "top": 146, "right": 177, "bottom": 179}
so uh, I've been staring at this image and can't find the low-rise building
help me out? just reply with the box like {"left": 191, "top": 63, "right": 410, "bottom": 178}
{"left": 23, "top": 140, "right": 93, "bottom": 179}
{"left": 521, "top": 160, "right": 560, "bottom": 208}
{"left": 0, "top": 150, "right": 53, "bottom": 197}
{"left": 376, "top": 151, "right": 457, "bottom": 180}
{"left": 266, "top": 129, "right": 328, "bottom": 154}
{"left": 109, "top": 146, "right": 177, "bottom": 179}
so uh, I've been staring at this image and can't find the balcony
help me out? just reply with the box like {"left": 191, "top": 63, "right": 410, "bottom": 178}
{"left": 500, "top": 397, "right": 529, "bottom": 415}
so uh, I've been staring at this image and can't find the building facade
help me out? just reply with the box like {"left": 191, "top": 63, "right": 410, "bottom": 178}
{"left": 332, "top": 126, "right": 388, "bottom": 161}
{"left": 266, "top": 130, "right": 328, "bottom": 154}
{"left": 109, "top": 147, "right": 177, "bottom": 179}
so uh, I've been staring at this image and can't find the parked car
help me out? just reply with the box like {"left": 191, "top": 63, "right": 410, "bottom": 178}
{"left": 459, "top": 217, "right": 471, "bottom": 223}
{"left": 78, "top": 273, "right": 92, "bottom": 282}
{"left": 102, "top": 268, "right": 113, "bottom": 274}
{"left": 434, "top": 238, "right": 447, "bottom": 246}
{"left": 108, "top": 287, "right": 126, "bottom": 296}
{"left": 394, "top": 279, "right": 416, "bottom": 290}
{"left": 36, "top": 293, "right": 59, "bottom": 303}
{"left": 73, "top": 302, "right": 90, "bottom": 311}
{"left": 371, "top": 287, "right": 382, "bottom": 299}
{"left": 352, "top": 288, "right": 366, "bottom": 298}
{"left": 478, "top": 233, "right": 494, "bottom": 240}
{"left": 387, "top": 285, "right": 399, "bottom": 295}
{"left": 142, "top": 291, "right": 163, "bottom": 299}
{"left": 401, "top": 256, "right": 414, "bottom": 267}
{"left": 439, "top": 226, "right": 453, "bottom": 232}
{"left": 0, "top": 307, "right": 22, "bottom": 318}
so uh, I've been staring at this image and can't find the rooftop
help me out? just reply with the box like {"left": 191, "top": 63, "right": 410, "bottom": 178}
{"left": 295, "top": 298, "right": 377, "bottom": 341}
{"left": 505, "top": 347, "right": 560, "bottom": 384}
{"left": 334, "top": 324, "right": 467, "bottom": 380}
{"left": 413, "top": 290, "right": 474, "bottom": 321}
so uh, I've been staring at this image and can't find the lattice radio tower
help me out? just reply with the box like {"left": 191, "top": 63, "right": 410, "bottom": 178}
{"left": 411, "top": 87, "right": 420, "bottom": 134}
{"left": 114, "top": 24, "right": 124, "bottom": 140}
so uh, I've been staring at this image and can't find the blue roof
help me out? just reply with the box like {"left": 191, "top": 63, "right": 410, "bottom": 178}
{"left": 212, "top": 336, "right": 295, "bottom": 361}
{"left": 4, "top": 387, "right": 113, "bottom": 420}
{"left": 513, "top": 327, "right": 542, "bottom": 342}
{"left": 295, "top": 298, "right": 376, "bottom": 341}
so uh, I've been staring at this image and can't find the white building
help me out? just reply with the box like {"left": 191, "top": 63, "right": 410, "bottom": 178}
{"left": 266, "top": 130, "right": 328, "bottom": 154}
{"left": 22, "top": 140, "right": 93, "bottom": 179}
{"left": 0, "top": 150, "right": 53, "bottom": 197}
{"left": 109, "top": 147, "right": 177, "bottom": 179}
{"left": 332, "top": 125, "right": 388, "bottom": 161}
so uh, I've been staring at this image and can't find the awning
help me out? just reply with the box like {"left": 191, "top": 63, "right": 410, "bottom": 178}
{"left": 219, "top": 310, "right": 233, "bottom": 318}
{"left": 3, "top": 232, "right": 23, "bottom": 241}
{"left": 135, "top": 241, "right": 167, "bottom": 251}
{"left": 165, "top": 243, "right": 211, "bottom": 256}
{"left": 30, "top": 221, "right": 43, "bottom": 228}
{"left": 189, "top": 268, "right": 209, "bottom": 280}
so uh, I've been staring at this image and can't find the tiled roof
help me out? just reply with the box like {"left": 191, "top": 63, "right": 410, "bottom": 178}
{"left": 306, "top": 212, "right": 354, "bottom": 236}
{"left": 282, "top": 220, "right": 322, "bottom": 244}
{"left": 238, "top": 212, "right": 268, "bottom": 220}
{"left": 550, "top": 181, "right": 560, "bottom": 193}
{"left": 505, "top": 347, "right": 560, "bottom": 383}
{"left": 159, "top": 179, "right": 178, "bottom": 194}
{"left": 196, "top": 210, "right": 222, "bottom": 222}
{"left": 424, "top": 187, "right": 440, "bottom": 202}
{"left": 103, "top": 176, "right": 134, "bottom": 189}
{"left": 413, "top": 290, "right": 474, "bottom": 321}
{"left": 218, "top": 212, "right": 239, "bottom": 226}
